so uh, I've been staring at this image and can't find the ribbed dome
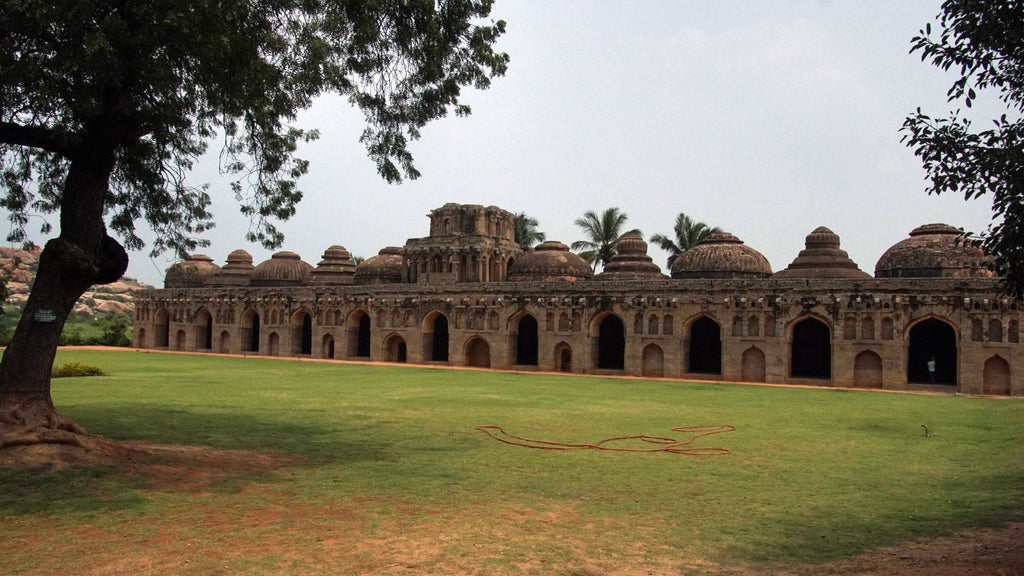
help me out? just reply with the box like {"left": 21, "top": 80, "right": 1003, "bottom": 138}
{"left": 164, "top": 254, "right": 220, "bottom": 288}
{"left": 354, "top": 247, "right": 405, "bottom": 285}
{"left": 875, "top": 223, "right": 994, "bottom": 278}
{"left": 311, "top": 245, "right": 357, "bottom": 285}
{"left": 508, "top": 241, "right": 593, "bottom": 282}
{"left": 206, "top": 249, "right": 254, "bottom": 286}
{"left": 251, "top": 251, "right": 313, "bottom": 286}
{"left": 595, "top": 233, "right": 667, "bottom": 280}
{"left": 671, "top": 232, "right": 772, "bottom": 279}
{"left": 774, "top": 227, "right": 870, "bottom": 278}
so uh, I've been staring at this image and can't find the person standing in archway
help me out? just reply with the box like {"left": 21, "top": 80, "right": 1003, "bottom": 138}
{"left": 927, "top": 357, "right": 937, "bottom": 384}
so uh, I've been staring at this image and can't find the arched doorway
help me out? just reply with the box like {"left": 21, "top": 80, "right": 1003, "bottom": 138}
{"left": 154, "top": 309, "right": 169, "bottom": 348}
{"left": 465, "top": 337, "right": 491, "bottom": 368}
{"left": 853, "top": 351, "right": 883, "bottom": 388}
{"left": 384, "top": 334, "right": 407, "bottom": 363}
{"left": 268, "top": 332, "right": 280, "bottom": 356}
{"left": 240, "top": 309, "right": 260, "bottom": 353}
{"left": 983, "top": 355, "right": 1011, "bottom": 395}
{"left": 514, "top": 314, "right": 539, "bottom": 366}
{"left": 194, "top": 308, "right": 213, "bottom": 350}
{"left": 554, "top": 342, "right": 573, "bottom": 372}
{"left": 423, "top": 311, "right": 449, "bottom": 362}
{"left": 791, "top": 317, "right": 831, "bottom": 379}
{"left": 907, "top": 318, "right": 956, "bottom": 385}
{"left": 322, "top": 334, "right": 336, "bottom": 359}
{"left": 642, "top": 344, "right": 664, "bottom": 377}
{"left": 689, "top": 316, "right": 722, "bottom": 374}
{"left": 218, "top": 331, "right": 231, "bottom": 354}
{"left": 347, "top": 310, "right": 371, "bottom": 358}
{"left": 741, "top": 346, "right": 766, "bottom": 382}
{"left": 291, "top": 310, "right": 313, "bottom": 355}
{"left": 595, "top": 314, "right": 625, "bottom": 370}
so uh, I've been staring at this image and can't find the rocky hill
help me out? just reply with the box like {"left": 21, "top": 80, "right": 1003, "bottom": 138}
{"left": 0, "top": 245, "right": 153, "bottom": 318}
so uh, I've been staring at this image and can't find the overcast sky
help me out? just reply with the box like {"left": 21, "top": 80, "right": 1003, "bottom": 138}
{"left": 19, "top": 1, "right": 1008, "bottom": 286}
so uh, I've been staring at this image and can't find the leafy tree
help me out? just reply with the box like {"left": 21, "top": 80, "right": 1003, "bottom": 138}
{"left": 649, "top": 212, "right": 722, "bottom": 269}
{"left": 513, "top": 212, "right": 546, "bottom": 248}
{"left": 902, "top": 0, "right": 1024, "bottom": 299}
{"left": 570, "top": 208, "right": 642, "bottom": 271}
{"left": 0, "top": 0, "right": 507, "bottom": 447}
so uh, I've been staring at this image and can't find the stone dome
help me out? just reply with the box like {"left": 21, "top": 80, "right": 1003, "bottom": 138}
{"left": 670, "top": 232, "right": 772, "bottom": 279}
{"left": 354, "top": 247, "right": 405, "bottom": 285}
{"left": 774, "top": 227, "right": 871, "bottom": 279}
{"left": 595, "top": 233, "right": 668, "bottom": 280}
{"left": 311, "top": 245, "right": 357, "bottom": 285}
{"left": 508, "top": 241, "right": 593, "bottom": 282}
{"left": 251, "top": 251, "right": 313, "bottom": 286}
{"left": 164, "top": 254, "right": 220, "bottom": 288}
{"left": 874, "top": 223, "right": 994, "bottom": 278}
{"left": 206, "top": 249, "right": 254, "bottom": 286}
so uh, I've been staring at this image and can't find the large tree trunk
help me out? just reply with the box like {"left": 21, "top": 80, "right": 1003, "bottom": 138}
{"left": 0, "top": 131, "right": 128, "bottom": 449}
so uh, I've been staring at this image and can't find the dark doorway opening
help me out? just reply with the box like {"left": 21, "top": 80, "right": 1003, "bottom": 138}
{"left": 597, "top": 315, "right": 625, "bottom": 370}
{"left": 516, "top": 315, "right": 539, "bottom": 365}
{"left": 791, "top": 318, "right": 831, "bottom": 379}
{"left": 689, "top": 316, "right": 722, "bottom": 374}
{"left": 908, "top": 318, "right": 956, "bottom": 385}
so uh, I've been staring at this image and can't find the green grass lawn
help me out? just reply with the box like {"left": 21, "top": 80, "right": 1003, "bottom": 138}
{"left": 1, "top": 349, "right": 1022, "bottom": 575}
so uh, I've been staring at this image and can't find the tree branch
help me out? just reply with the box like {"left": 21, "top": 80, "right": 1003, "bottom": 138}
{"left": 0, "top": 121, "right": 76, "bottom": 156}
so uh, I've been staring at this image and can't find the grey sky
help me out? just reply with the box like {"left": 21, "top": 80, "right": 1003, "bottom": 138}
{"left": 21, "top": 1, "right": 1006, "bottom": 285}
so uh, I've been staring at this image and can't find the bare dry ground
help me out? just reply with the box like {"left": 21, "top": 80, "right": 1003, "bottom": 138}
{"left": 2, "top": 441, "right": 1021, "bottom": 576}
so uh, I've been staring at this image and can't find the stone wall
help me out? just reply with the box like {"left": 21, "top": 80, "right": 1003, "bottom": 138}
{"left": 134, "top": 276, "right": 1022, "bottom": 396}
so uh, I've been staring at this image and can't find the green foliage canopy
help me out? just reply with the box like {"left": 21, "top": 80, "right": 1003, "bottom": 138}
{"left": 570, "top": 207, "right": 641, "bottom": 271}
{"left": 902, "top": 0, "right": 1024, "bottom": 298}
{"left": 0, "top": 0, "right": 509, "bottom": 256}
{"left": 649, "top": 212, "right": 722, "bottom": 269}
{"left": 513, "top": 212, "right": 545, "bottom": 248}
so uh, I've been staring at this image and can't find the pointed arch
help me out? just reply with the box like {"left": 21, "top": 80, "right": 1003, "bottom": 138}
{"left": 853, "top": 350, "right": 883, "bottom": 389}
{"left": 218, "top": 330, "right": 231, "bottom": 354}
{"left": 907, "top": 317, "right": 957, "bottom": 385}
{"left": 290, "top": 308, "right": 313, "bottom": 355}
{"left": 240, "top": 308, "right": 261, "bottom": 353}
{"left": 554, "top": 341, "right": 573, "bottom": 373}
{"left": 322, "top": 333, "right": 336, "bottom": 359}
{"left": 422, "top": 310, "right": 449, "bottom": 362}
{"left": 688, "top": 315, "right": 722, "bottom": 375}
{"left": 642, "top": 344, "right": 664, "bottom": 377}
{"left": 983, "top": 355, "right": 1011, "bottom": 395}
{"left": 154, "top": 308, "right": 170, "bottom": 348}
{"left": 741, "top": 346, "right": 766, "bottom": 382}
{"left": 509, "top": 311, "right": 539, "bottom": 366}
{"left": 194, "top": 308, "right": 213, "bottom": 350}
{"left": 347, "top": 309, "right": 371, "bottom": 358}
{"left": 790, "top": 316, "right": 831, "bottom": 379}
{"left": 591, "top": 312, "right": 625, "bottom": 370}
{"left": 465, "top": 337, "right": 491, "bottom": 368}
{"left": 382, "top": 333, "right": 407, "bottom": 363}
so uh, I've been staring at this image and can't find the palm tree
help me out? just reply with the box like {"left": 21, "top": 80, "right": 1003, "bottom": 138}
{"left": 570, "top": 207, "right": 642, "bottom": 271}
{"left": 649, "top": 212, "right": 722, "bottom": 269}
{"left": 513, "top": 212, "right": 546, "bottom": 248}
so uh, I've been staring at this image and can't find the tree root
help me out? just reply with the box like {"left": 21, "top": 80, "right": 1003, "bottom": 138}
{"left": 0, "top": 403, "right": 120, "bottom": 465}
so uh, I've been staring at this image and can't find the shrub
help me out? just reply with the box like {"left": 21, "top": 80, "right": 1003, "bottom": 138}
{"left": 52, "top": 362, "right": 106, "bottom": 378}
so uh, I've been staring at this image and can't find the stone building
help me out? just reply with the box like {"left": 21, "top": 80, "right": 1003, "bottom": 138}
{"left": 133, "top": 204, "right": 1021, "bottom": 396}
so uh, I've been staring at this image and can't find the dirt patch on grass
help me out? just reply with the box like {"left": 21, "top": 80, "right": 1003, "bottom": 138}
{"left": 2, "top": 440, "right": 1021, "bottom": 575}
{"left": 800, "top": 522, "right": 1024, "bottom": 576}
{"left": 0, "top": 439, "right": 303, "bottom": 492}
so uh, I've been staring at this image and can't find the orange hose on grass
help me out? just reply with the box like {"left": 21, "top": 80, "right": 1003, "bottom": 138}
{"left": 475, "top": 424, "right": 734, "bottom": 456}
